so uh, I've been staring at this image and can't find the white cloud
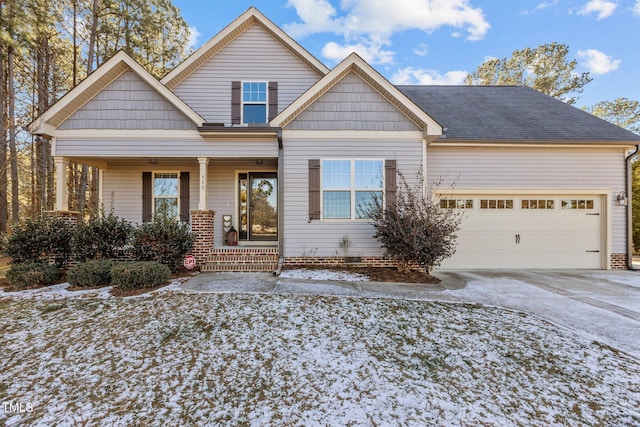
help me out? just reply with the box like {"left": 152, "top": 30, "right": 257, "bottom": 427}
{"left": 577, "top": 49, "right": 621, "bottom": 74}
{"left": 322, "top": 40, "right": 395, "bottom": 64}
{"left": 633, "top": 0, "right": 640, "bottom": 14}
{"left": 413, "top": 43, "right": 429, "bottom": 57}
{"left": 186, "top": 26, "right": 202, "bottom": 51}
{"left": 286, "top": 0, "right": 490, "bottom": 64}
{"left": 521, "top": 0, "right": 559, "bottom": 15}
{"left": 392, "top": 67, "right": 468, "bottom": 85}
{"left": 578, "top": 0, "right": 618, "bottom": 19}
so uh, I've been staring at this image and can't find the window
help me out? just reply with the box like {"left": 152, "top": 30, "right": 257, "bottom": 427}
{"left": 321, "top": 159, "right": 383, "bottom": 219}
{"left": 561, "top": 199, "right": 594, "bottom": 210}
{"left": 522, "top": 199, "right": 555, "bottom": 209}
{"left": 153, "top": 173, "right": 179, "bottom": 218}
{"left": 242, "top": 81, "right": 267, "bottom": 124}
{"left": 480, "top": 199, "right": 514, "bottom": 209}
{"left": 440, "top": 199, "right": 473, "bottom": 209}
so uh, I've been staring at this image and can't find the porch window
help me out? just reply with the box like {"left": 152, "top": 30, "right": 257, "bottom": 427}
{"left": 242, "top": 81, "right": 267, "bottom": 124}
{"left": 321, "top": 159, "right": 383, "bottom": 220}
{"left": 153, "top": 173, "right": 179, "bottom": 218}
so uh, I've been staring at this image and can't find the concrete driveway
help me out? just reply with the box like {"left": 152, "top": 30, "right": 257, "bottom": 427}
{"left": 433, "top": 269, "right": 640, "bottom": 360}
{"left": 183, "top": 269, "right": 640, "bottom": 360}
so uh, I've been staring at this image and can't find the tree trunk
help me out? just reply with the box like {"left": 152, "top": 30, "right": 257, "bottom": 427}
{"left": 8, "top": 43, "right": 18, "bottom": 222}
{"left": 87, "top": 0, "right": 100, "bottom": 74}
{"left": 0, "top": 47, "right": 8, "bottom": 233}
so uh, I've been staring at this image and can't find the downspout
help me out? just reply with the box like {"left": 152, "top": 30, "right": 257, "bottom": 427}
{"left": 275, "top": 128, "right": 285, "bottom": 275}
{"left": 626, "top": 145, "right": 639, "bottom": 270}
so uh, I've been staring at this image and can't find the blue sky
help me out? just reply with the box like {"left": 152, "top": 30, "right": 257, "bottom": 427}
{"left": 172, "top": 0, "right": 640, "bottom": 108}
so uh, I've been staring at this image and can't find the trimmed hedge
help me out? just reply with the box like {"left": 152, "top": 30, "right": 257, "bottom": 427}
{"left": 110, "top": 262, "right": 171, "bottom": 291}
{"left": 72, "top": 213, "right": 133, "bottom": 262}
{"left": 6, "top": 263, "right": 59, "bottom": 290}
{"left": 4, "top": 215, "right": 73, "bottom": 267}
{"left": 67, "top": 260, "right": 116, "bottom": 288}
{"left": 131, "top": 216, "right": 194, "bottom": 272}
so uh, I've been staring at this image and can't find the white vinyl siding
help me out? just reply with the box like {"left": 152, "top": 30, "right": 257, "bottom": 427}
{"left": 59, "top": 71, "right": 194, "bottom": 130}
{"left": 282, "top": 132, "right": 423, "bottom": 258}
{"left": 427, "top": 146, "right": 627, "bottom": 253}
{"left": 287, "top": 73, "right": 419, "bottom": 131}
{"left": 171, "top": 25, "right": 321, "bottom": 124}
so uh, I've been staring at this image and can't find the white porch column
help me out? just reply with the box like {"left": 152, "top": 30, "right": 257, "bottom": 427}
{"left": 198, "top": 157, "right": 209, "bottom": 210}
{"left": 54, "top": 156, "right": 69, "bottom": 211}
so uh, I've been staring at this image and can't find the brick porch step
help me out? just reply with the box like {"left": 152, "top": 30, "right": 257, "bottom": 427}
{"left": 201, "top": 247, "right": 279, "bottom": 273}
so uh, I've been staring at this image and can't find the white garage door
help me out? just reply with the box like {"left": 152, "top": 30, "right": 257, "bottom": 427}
{"left": 439, "top": 195, "right": 603, "bottom": 269}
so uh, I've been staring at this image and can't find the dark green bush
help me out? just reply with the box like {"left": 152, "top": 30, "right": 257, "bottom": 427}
{"left": 72, "top": 212, "right": 133, "bottom": 262}
{"left": 6, "top": 263, "right": 59, "bottom": 290}
{"left": 131, "top": 216, "right": 194, "bottom": 272}
{"left": 4, "top": 215, "right": 73, "bottom": 267}
{"left": 67, "top": 260, "right": 116, "bottom": 287}
{"left": 110, "top": 261, "right": 171, "bottom": 290}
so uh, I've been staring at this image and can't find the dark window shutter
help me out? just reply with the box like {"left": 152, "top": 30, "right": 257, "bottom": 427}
{"left": 268, "top": 81, "right": 278, "bottom": 121}
{"left": 385, "top": 160, "right": 397, "bottom": 206}
{"left": 142, "top": 172, "right": 152, "bottom": 222}
{"left": 309, "top": 159, "right": 321, "bottom": 221}
{"left": 231, "top": 81, "right": 241, "bottom": 124}
{"left": 180, "top": 172, "right": 190, "bottom": 222}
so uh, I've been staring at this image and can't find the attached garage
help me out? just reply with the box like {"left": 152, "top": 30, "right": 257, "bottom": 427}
{"left": 438, "top": 191, "right": 608, "bottom": 269}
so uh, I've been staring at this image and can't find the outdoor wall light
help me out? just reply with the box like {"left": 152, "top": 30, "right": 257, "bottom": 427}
{"left": 616, "top": 191, "right": 628, "bottom": 206}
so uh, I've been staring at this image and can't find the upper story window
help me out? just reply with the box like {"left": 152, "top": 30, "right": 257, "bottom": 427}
{"left": 232, "top": 81, "right": 277, "bottom": 125}
{"left": 321, "top": 159, "right": 384, "bottom": 220}
{"left": 242, "top": 81, "right": 267, "bottom": 124}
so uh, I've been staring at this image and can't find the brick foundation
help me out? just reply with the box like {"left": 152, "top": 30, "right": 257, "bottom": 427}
{"left": 190, "top": 210, "right": 216, "bottom": 262}
{"left": 283, "top": 256, "right": 426, "bottom": 271}
{"left": 610, "top": 253, "right": 628, "bottom": 270}
{"left": 45, "top": 210, "right": 80, "bottom": 227}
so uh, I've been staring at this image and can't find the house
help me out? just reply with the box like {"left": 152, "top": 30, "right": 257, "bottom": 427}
{"left": 28, "top": 7, "right": 640, "bottom": 271}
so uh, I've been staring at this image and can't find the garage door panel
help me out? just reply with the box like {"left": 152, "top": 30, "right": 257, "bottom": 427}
{"left": 440, "top": 194, "right": 603, "bottom": 269}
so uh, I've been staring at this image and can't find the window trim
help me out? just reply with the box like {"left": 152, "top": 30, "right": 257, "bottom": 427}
{"left": 241, "top": 81, "right": 268, "bottom": 125}
{"left": 152, "top": 171, "right": 180, "bottom": 220}
{"left": 320, "top": 159, "right": 385, "bottom": 221}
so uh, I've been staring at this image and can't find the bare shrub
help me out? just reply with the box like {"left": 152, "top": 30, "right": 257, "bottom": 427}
{"left": 367, "top": 170, "right": 463, "bottom": 273}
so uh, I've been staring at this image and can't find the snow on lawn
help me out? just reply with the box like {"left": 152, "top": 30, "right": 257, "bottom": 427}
{"left": 279, "top": 268, "right": 369, "bottom": 282}
{"left": 1, "top": 293, "right": 638, "bottom": 426}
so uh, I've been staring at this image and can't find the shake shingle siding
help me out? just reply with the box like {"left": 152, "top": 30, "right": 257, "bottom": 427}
{"left": 288, "top": 73, "right": 419, "bottom": 131}
{"left": 59, "top": 71, "right": 194, "bottom": 130}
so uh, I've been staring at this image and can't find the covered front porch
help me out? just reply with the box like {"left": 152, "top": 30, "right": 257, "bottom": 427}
{"left": 53, "top": 154, "right": 281, "bottom": 271}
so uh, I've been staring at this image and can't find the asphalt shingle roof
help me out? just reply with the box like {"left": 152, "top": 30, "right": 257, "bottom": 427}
{"left": 397, "top": 85, "right": 640, "bottom": 142}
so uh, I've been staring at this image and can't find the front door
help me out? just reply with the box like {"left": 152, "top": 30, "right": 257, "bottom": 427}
{"left": 239, "top": 172, "right": 277, "bottom": 241}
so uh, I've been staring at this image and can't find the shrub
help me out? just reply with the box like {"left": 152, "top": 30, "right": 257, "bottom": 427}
{"left": 131, "top": 216, "right": 194, "bottom": 272}
{"left": 67, "top": 260, "right": 116, "bottom": 287}
{"left": 110, "top": 261, "right": 171, "bottom": 290}
{"left": 367, "top": 170, "right": 463, "bottom": 273}
{"left": 4, "top": 215, "right": 73, "bottom": 267}
{"left": 72, "top": 212, "right": 133, "bottom": 262}
{"left": 6, "top": 263, "right": 59, "bottom": 290}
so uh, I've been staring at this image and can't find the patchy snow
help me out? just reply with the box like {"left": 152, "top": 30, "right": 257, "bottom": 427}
{"left": 0, "top": 280, "right": 185, "bottom": 301}
{"left": 278, "top": 268, "right": 369, "bottom": 282}
{"left": 0, "top": 290, "right": 638, "bottom": 426}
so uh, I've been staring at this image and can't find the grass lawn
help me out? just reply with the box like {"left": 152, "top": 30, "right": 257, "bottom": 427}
{"left": 0, "top": 291, "right": 638, "bottom": 426}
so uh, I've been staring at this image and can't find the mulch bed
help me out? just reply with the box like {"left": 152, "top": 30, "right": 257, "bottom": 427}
{"left": 295, "top": 265, "right": 441, "bottom": 284}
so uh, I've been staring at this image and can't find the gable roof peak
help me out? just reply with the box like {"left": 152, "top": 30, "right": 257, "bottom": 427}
{"left": 161, "top": 7, "right": 329, "bottom": 89}
{"left": 28, "top": 50, "right": 204, "bottom": 136}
